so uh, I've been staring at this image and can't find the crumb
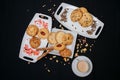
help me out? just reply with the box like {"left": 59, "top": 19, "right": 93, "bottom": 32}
{"left": 53, "top": 56, "right": 56, "bottom": 58}
{"left": 64, "top": 63, "right": 66, "bottom": 66}
{"left": 68, "top": 62, "right": 70, "bottom": 64}
{"left": 77, "top": 43, "right": 80, "bottom": 47}
{"left": 66, "top": 58, "right": 69, "bottom": 61}
{"left": 56, "top": 60, "right": 59, "bottom": 63}
{"left": 49, "top": 58, "right": 53, "bottom": 60}
{"left": 89, "top": 48, "right": 92, "bottom": 52}
{"left": 48, "top": 9, "right": 52, "bottom": 12}
{"left": 59, "top": 24, "right": 62, "bottom": 28}
{"left": 28, "top": 62, "right": 30, "bottom": 64}
{"left": 44, "top": 64, "right": 46, "bottom": 67}
{"left": 76, "top": 46, "right": 79, "bottom": 49}
{"left": 63, "top": 58, "right": 67, "bottom": 62}
{"left": 86, "top": 30, "right": 93, "bottom": 35}
{"left": 53, "top": 4, "right": 56, "bottom": 7}
{"left": 76, "top": 50, "right": 79, "bottom": 52}
{"left": 81, "top": 48, "right": 87, "bottom": 53}
{"left": 42, "top": 4, "right": 46, "bottom": 7}
{"left": 47, "top": 69, "right": 50, "bottom": 72}
{"left": 85, "top": 43, "right": 88, "bottom": 47}
{"left": 74, "top": 53, "right": 78, "bottom": 57}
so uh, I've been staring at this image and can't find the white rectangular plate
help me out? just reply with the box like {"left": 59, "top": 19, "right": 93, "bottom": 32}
{"left": 48, "top": 28, "right": 77, "bottom": 58}
{"left": 54, "top": 3, "right": 104, "bottom": 39}
{"left": 19, "top": 13, "right": 52, "bottom": 63}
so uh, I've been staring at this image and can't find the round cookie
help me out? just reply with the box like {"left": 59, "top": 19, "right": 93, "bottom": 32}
{"left": 70, "top": 8, "right": 83, "bottom": 22}
{"left": 62, "top": 33, "right": 73, "bottom": 45}
{"left": 37, "top": 28, "right": 49, "bottom": 39}
{"left": 26, "top": 25, "right": 39, "bottom": 36}
{"left": 79, "top": 7, "right": 88, "bottom": 13}
{"left": 54, "top": 43, "right": 66, "bottom": 51}
{"left": 79, "top": 13, "right": 93, "bottom": 27}
{"left": 55, "top": 31, "right": 65, "bottom": 43}
{"left": 47, "top": 32, "right": 57, "bottom": 45}
{"left": 30, "top": 37, "right": 40, "bottom": 49}
{"left": 59, "top": 48, "right": 72, "bottom": 57}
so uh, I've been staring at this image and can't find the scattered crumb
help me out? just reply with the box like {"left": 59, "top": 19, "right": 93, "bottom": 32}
{"left": 53, "top": 4, "right": 56, "bottom": 7}
{"left": 44, "top": 64, "right": 46, "bottom": 67}
{"left": 81, "top": 48, "right": 87, "bottom": 53}
{"left": 48, "top": 8, "right": 52, "bottom": 12}
{"left": 76, "top": 46, "right": 79, "bottom": 49}
{"left": 89, "top": 48, "right": 92, "bottom": 52}
{"left": 74, "top": 53, "right": 78, "bottom": 57}
{"left": 77, "top": 43, "right": 80, "bottom": 47}
{"left": 63, "top": 58, "right": 67, "bottom": 62}
{"left": 56, "top": 60, "right": 59, "bottom": 63}
{"left": 53, "top": 56, "right": 56, "bottom": 58}
{"left": 85, "top": 43, "right": 88, "bottom": 47}
{"left": 47, "top": 69, "right": 50, "bottom": 72}
{"left": 28, "top": 62, "right": 30, "bottom": 64}
{"left": 49, "top": 58, "right": 53, "bottom": 60}
{"left": 42, "top": 4, "right": 46, "bottom": 7}
{"left": 76, "top": 50, "right": 79, "bottom": 52}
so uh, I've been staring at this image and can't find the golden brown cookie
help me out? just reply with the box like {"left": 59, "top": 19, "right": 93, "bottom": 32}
{"left": 59, "top": 48, "right": 72, "bottom": 57}
{"left": 47, "top": 32, "right": 57, "bottom": 45}
{"left": 26, "top": 25, "right": 39, "bottom": 36}
{"left": 79, "top": 7, "right": 88, "bottom": 13}
{"left": 78, "top": 13, "right": 93, "bottom": 27}
{"left": 55, "top": 31, "right": 65, "bottom": 43}
{"left": 62, "top": 33, "right": 73, "bottom": 45}
{"left": 37, "top": 28, "right": 49, "bottom": 39}
{"left": 54, "top": 43, "right": 66, "bottom": 51}
{"left": 30, "top": 37, "right": 40, "bottom": 49}
{"left": 70, "top": 8, "right": 83, "bottom": 22}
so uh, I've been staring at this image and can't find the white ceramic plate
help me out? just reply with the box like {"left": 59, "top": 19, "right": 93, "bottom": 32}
{"left": 19, "top": 13, "right": 52, "bottom": 63}
{"left": 72, "top": 56, "right": 93, "bottom": 77}
{"left": 48, "top": 28, "right": 77, "bottom": 58}
{"left": 54, "top": 3, "right": 104, "bottom": 39}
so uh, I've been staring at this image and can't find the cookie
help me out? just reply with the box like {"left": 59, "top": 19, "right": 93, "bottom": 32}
{"left": 78, "top": 12, "right": 93, "bottom": 27}
{"left": 26, "top": 25, "right": 39, "bottom": 36}
{"left": 37, "top": 28, "right": 49, "bottom": 39}
{"left": 55, "top": 31, "right": 65, "bottom": 43}
{"left": 79, "top": 7, "right": 88, "bottom": 13}
{"left": 54, "top": 43, "right": 66, "bottom": 51}
{"left": 59, "top": 48, "right": 72, "bottom": 57}
{"left": 47, "top": 32, "right": 57, "bottom": 45}
{"left": 62, "top": 33, "right": 73, "bottom": 45}
{"left": 30, "top": 37, "right": 40, "bottom": 49}
{"left": 70, "top": 8, "right": 83, "bottom": 22}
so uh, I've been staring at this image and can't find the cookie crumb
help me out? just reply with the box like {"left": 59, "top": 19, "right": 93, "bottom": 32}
{"left": 53, "top": 56, "right": 56, "bottom": 58}
{"left": 81, "top": 48, "right": 87, "bottom": 53}
{"left": 56, "top": 60, "right": 59, "bottom": 63}
{"left": 42, "top": 4, "right": 46, "bottom": 7}
{"left": 44, "top": 64, "right": 46, "bottom": 67}
{"left": 74, "top": 53, "right": 78, "bottom": 57}
{"left": 63, "top": 58, "right": 67, "bottom": 62}
{"left": 47, "top": 69, "right": 50, "bottom": 72}
{"left": 49, "top": 58, "right": 53, "bottom": 60}
{"left": 85, "top": 43, "right": 88, "bottom": 47}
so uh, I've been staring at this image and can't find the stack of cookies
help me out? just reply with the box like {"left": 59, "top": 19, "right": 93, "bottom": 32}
{"left": 70, "top": 7, "right": 93, "bottom": 27}
{"left": 48, "top": 31, "right": 74, "bottom": 57}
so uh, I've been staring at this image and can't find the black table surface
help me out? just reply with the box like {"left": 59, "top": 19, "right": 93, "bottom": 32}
{"left": 3, "top": 0, "right": 119, "bottom": 80}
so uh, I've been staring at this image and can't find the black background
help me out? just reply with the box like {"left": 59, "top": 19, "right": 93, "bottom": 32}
{"left": 3, "top": 0, "right": 119, "bottom": 80}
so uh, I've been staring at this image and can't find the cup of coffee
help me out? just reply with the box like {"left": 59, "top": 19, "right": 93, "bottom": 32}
{"left": 77, "top": 60, "right": 89, "bottom": 73}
